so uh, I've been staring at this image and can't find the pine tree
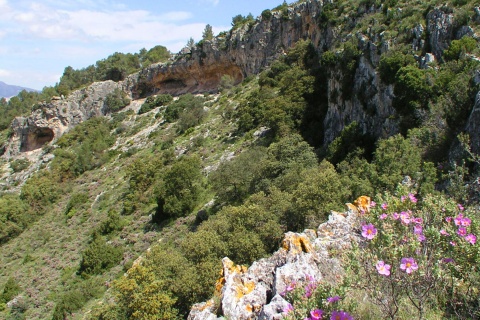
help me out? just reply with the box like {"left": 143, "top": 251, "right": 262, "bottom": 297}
{"left": 202, "top": 24, "right": 214, "bottom": 41}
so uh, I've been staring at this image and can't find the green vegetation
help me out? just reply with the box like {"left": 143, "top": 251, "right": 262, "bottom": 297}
{"left": 103, "top": 89, "right": 131, "bottom": 113}
{"left": 1, "top": 0, "right": 480, "bottom": 319}
{"left": 138, "top": 94, "right": 172, "bottom": 114}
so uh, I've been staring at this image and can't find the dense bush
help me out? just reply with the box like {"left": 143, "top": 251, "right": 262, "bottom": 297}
{"left": 379, "top": 51, "right": 416, "bottom": 84}
{"left": 64, "top": 192, "right": 89, "bottom": 219}
{"left": 79, "top": 233, "right": 124, "bottom": 276}
{"left": 52, "top": 117, "right": 115, "bottom": 179}
{"left": 443, "top": 36, "right": 477, "bottom": 61}
{"left": 153, "top": 156, "right": 203, "bottom": 222}
{"left": 103, "top": 89, "right": 130, "bottom": 113}
{"left": 138, "top": 94, "right": 173, "bottom": 114}
{"left": 164, "top": 94, "right": 205, "bottom": 123}
{"left": 0, "top": 278, "right": 21, "bottom": 304}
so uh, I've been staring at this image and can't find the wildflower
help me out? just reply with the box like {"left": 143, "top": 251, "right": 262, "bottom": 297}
{"left": 370, "top": 201, "right": 376, "bottom": 207}
{"left": 412, "top": 217, "right": 423, "bottom": 224}
{"left": 327, "top": 296, "right": 341, "bottom": 303}
{"left": 440, "top": 229, "right": 449, "bottom": 236}
{"left": 310, "top": 309, "right": 323, "bottom": 320}
{"left": 450, "top": 241, "right": 456, "bottom": 246}
{"left": 376, "top": 260, "right": 391, "bottom": 276}
{"left": 400, "top": 211, "right": 411, "bottom": 225}
{"left": 465, "top": 234, "right": 477, "bottom": 245}
{"left": 413, "top": 224, "right": 423, "bottom": 235}
{"left": 416, "top": 234, "right": 426, "bottom": 242}
{"left": 330, "top": 310, "right": 354, "bottom": 320}
{"left": 442, "top": 258, "right": 454, "bottom": 264}
{"left": 458, "top": 203, "right": 464, "bottom": 211}
{"left": 454, "top": 214, "right": 464, "bottom": 226}
{"left": 408, "top": 193, "right": 418, "bottom": 203}
{"left": 361, "top": 224, "right": 377, "bottom": 240}
{"left": 392, "top": 212, "right": 400, "bottom": 220}
{"left": 457, "top": 227, "right": 467, "bottom": 237}
{"left": 401, "top": 195, "right": 406, "bottom": 202}
{"left": 400, "top": 257, "right": 418, "bottom": 274}
{"left": 379, "top": 213, "right": 388, "bottom": 220}
{"left": 445, "top": 216, "right": 452, "bottom": 223}
{"left": 381, "top": 202, "right": 388, "bottom": 210}
{"left": 460, "top": 217, "right": 471, "bottom": 227}
{"left": 283, "top": 303, "right": 294, "bottom": 314}
{"left": 281, "top": 282, "right": 296, "bottom": 296}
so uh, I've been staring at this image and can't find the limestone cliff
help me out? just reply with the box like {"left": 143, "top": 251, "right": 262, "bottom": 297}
{"left": 3, "top": 0, "right": 477, "bottom": 158}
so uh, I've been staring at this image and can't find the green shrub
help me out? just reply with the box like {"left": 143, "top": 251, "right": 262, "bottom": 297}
{"left": 0, "top": 278, "right": 21, "bottom": 304}
{"left": 9, "top": 158, "right": 31, "bottom": 173}
{"left": 64, "top": 192, "right": 89, "bottom": 218}
{"left": 0, "top": 194, "right": 30, "bottom": 244}
{"left": 153, "top": 156, "right": 203, "bottom": 222}
{"left": 99, "top": 210, "right": 124, "bottom": 235}
{"left": 164, "top": 94, "right": 205, "bottom": 123}
{"left": 79, "top": 233, "right": 124, "bottom": 276}
{"left": 104, "top": 89, "right": 130, "bottom": 113}
{"left": 443, "top": 36, "right": 477, "bottom": 61}
{"left": 138, "top": 94, "right": 173, "bottom": 115}
{"left": 379, "top": 51, "right": 416, "bottom": 84}
{"left": 261, "top": 9, "right": 273, "bottom": 20}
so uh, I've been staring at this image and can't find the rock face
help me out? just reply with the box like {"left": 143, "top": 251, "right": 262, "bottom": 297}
{"left": 2, "top": 0, "right": 475, "bottom": 157}
{"left": 188, "top": 203, "right": 362, "bottom": 320}
{"left": 4, "top": 81, "right": 122, "bottom": 157}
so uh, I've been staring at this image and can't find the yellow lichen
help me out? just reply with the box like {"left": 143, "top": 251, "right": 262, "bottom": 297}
{"left": 282, "top": 233, "right": 313, "bottom": 254}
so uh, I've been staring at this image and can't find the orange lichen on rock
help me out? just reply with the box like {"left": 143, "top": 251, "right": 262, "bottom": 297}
{"left": 346, "top": 196, "right": 371, "bottom": 214}
{"left": 215, "top": 277, "right": 225, "bottom": 296}
{"left": 234, "top": 279, "right": 255, "bottom": 300}
{"left": 282, "top": 233, "right": 313, "bottom": 254}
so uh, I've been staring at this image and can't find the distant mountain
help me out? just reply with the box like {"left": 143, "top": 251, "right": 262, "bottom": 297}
{"left": 0, "top": 81, "right": 38, "bottom": 98}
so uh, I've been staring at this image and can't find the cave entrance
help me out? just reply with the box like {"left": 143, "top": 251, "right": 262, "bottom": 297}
{"left": 20, "top": 128, "right": 55, "bottom": 152}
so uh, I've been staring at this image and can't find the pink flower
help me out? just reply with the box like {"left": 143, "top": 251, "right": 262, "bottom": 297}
{"left": 458, "top": 204, "right": 464, "bottom": 211}
{"left": 379, "top": 213, "right": 388, "bottom": 220}
{"left": 455, "top": 214, "right": 464, "bottom": 226}
{"left": 330, "top": 310, "right": 354, "bottom": 320}
{"left": 413, "top": 225, "right": 423, "bottom": 235}
{"left": 460, "top": 217, "right": 471, "bottom": 227}
{"left": 361, "top": 224, "right": 377, "bottom": 240}
{"left": 465, "top": 234, "right": 477, "bottom": 245}
{"left": 412, "top": 217, "right": 423, "bottom": 224}
{"left": 401, "top": 195, "right": 406, "bottom": 202}
{"left": 400, "top": 211, "right": 411, "bottom": 225}
{"left": 381, "top": 203, "right": 388, "bottom": 210}
{"left": 440, "top": 229, "right": 449, "bottom": 236}
{"left": 310, "top": 309, "right": 323, "bottom": 320}
{"left": 376, "top": 260, "right": 391, "bottom": 276}
{"left": 450, "top": 241, "right": 456, "bottom": 246}
{"left": 416, "top": 234, "right": 426, "bottom": 242}
{"left": 327, "top": 296, "right": 341, "bottom": 303}
{"left": 283, "top": 303, "right": 294, "bottom": 314}
{"left": 400, "top": 257, "right": 418, "bottom": 274}
{"left": 445, "top": 216, "right": 452, "bottom": 223}
{"left": 370, "top": 201, "right": 376, "bottom": 207}
{"left": 457, "top": 227, "right": 467, "bottom": 237}
{"left": 392, "top": 212, "right": 400, "bottom": 220}
{"left": 408, "top": 193, "right": 418, "bottom": 203}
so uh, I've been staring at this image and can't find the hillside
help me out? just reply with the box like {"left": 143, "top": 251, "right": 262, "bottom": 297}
{"left": 0, "top": 0, "right": 479, "bottom": 319}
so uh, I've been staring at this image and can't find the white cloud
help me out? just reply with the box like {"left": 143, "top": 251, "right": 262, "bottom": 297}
{"left": 0, "top": 69, "right": 11, "bottom": 77}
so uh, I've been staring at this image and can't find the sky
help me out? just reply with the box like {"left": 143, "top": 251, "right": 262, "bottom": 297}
{"left": 0, "top": 0, "right": 288, "bottom": 90}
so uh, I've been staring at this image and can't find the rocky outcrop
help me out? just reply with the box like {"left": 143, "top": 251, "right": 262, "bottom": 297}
{"left": 4, "top": 81, "right": 123, "bottom": 157}
{"left": 3, "top": 1, "right": 475, "bottom": 157}
{"left": 465, "top": 90, "right": 480, "bottom": 155}
{"left": 188, "top": 199, "right": 364, "bottom": 320}
{"left": 125, "top": 0, "right": 329, "bottom": 97}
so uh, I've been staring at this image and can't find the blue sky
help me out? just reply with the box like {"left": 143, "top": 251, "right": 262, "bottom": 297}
{"left": 0, "top": 0, "right": 288, "bottom": 90}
